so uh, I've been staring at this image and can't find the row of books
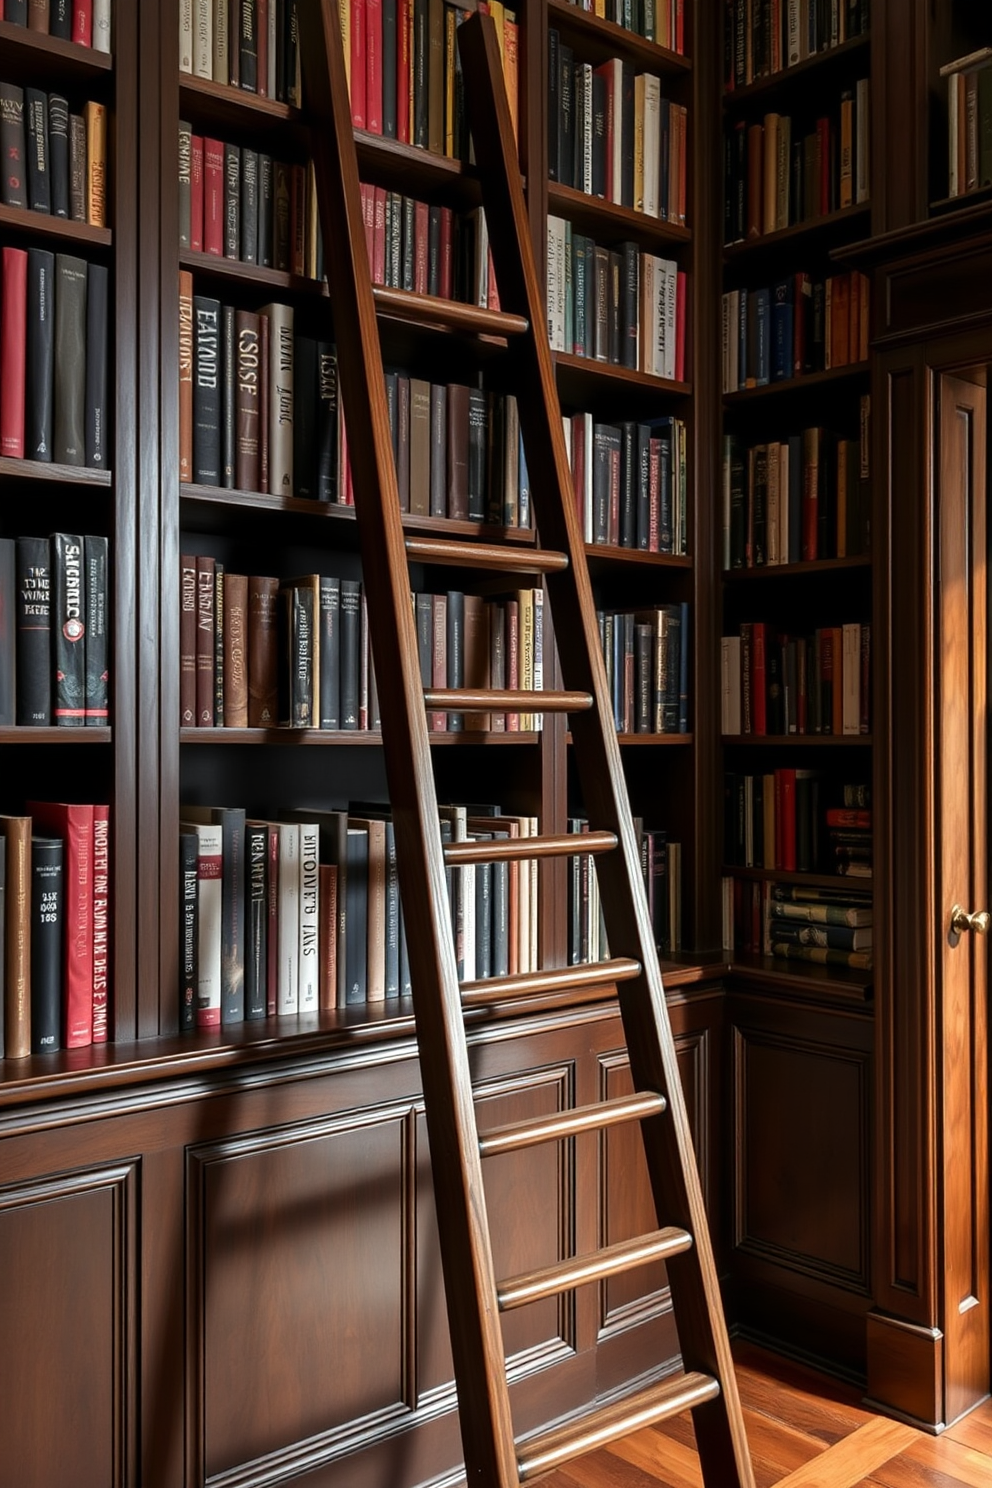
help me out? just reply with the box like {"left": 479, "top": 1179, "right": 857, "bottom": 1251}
{"left": 558, "top": 0, "right": 684, "bottom": 53}
{"left": 725, "top": 770, "right": 872, "bottom": 877}
{"left": 0, "top": 534, "right": 109, "bottom": 728}
{"left": 180, "top": 562, "right": 547, "bottom": 733}
{"left": 724, "top": 879, "right": 873, "bottom": 970}
{"left": 362, "top": 187, "right": 497, "bottom": 307}
{"left": 1, "top": 0, "right": 111, "bottom": 51}
{"left": 721, "top": 621, "right": 871, "bottom": 737}
{"left": 597, "top": 604, "right": 689, "bottom": 734}
{"left": 179, "top": 0, "right": 300, "bottom": 105}
{"left": 0, "top": 247, "right": 109, "bottom": 468}
{"left": 724, "top": 0, "right": 870, "bottom": 91}
{"left": 721, "top": 270, "right": 869, "bottom": 392}
{"left": 565, "top": 411, "right": 687, "bottom": 554}
{"left": 0, "top": 83, "right": 107, "bottom": 227}
{"left": 547, "top": 220, "right": 686, "bottom": 380}
{"left": 722, "top": 415, "right": 870, "bottom": 568}
{"left": 548, "top": 37, "right": 688, "bottom": 225}
{"left": 0, "top": 803, "right": 110, "bottom": 1059}
{"left": 179, "top": 802, "right": 542, "bottom": 1024}
{"left": 566, "top": 819, "right": 681, "bottom": 961}
{"left": 724, "top": 86, "right": 870, "bottom": 245}
{"left": 941, "top": 47, "right": 992, "bottom": 200}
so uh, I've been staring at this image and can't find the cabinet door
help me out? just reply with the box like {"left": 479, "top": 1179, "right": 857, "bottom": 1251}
{"left": 937, "top": 372, "right": 989, "bottom": 1425}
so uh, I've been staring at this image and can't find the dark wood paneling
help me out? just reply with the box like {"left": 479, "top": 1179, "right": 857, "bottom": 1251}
{"left": 0, "top": 1164, "right": 136, "bottom": 1488}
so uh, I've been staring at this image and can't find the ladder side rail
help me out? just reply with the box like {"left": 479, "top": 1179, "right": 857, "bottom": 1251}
{"left": 297, "top": 5, "right": 519, "bottom": 1483}
{"left": 457, "top": 18, "right": 755, "bottom": 1487}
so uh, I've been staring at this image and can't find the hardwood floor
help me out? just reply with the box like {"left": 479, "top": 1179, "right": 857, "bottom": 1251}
{"left": 537, "top": 1342, "right": 992, "bottom": 1488}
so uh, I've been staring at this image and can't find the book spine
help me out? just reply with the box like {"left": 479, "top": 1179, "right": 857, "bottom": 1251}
{"left": 263, "top": 301, "right": 294, "bottom": 494}
{"left": 276, "top": 822, "right": 299, "bottom": 1012}
{"left": 247, "top": 573, "right": 277, "bottom": 725}
{"left": 2, "top": 818, "right": 31, "bottom": 1059}
{"left": 29, "top": 800, "right": 93, "bottom": 1046}
{"left": 179, "top": 829, "right": 199, "bottom": 1031}
{"left": 195, "top": 553, "right": 214, "bottom": 725}
{"left": 25, "top": 87, "right": 50, "bottom": 214}
{"left": 91, "top": 803, "right": 109, "bottom": 1040}
{"left": 194, "top": 821, "right": 222, "bottom": 1025}
{"left": 83, "top": 534, "right": 109, "bottom": 724}
{"left": 30, "top": 836, "right": 63, "bottom": 1053}
{"left": 84, "top": 260, "right": 109, "bottom": 467}
{"left": 298, "top": 822, "right": 319, "bottom": 1010}
{"left": 1, "top": 246, "right": 28, "bottom": 458}
{"left": 223, "top": 571, "right": 248, "bottom": 727}
{"left": 241, "top": 0, "right": 259, "bottom": 91}
{"left": 53, "top": 253, "right": 87, "bottom": 464}
{"left": 85, "top": 100, "right": 106, "bottom": 226}
{"left": 218, "top": 807, "right": 245, "bottom": 1023}
{"left": 221, "top": 302, "right": 236, "bottom": 487}
{"left": 0, "top": 85, "right": 26, "bottom": 211}
{"left": 235, "top": 308, "right": 260, "bottom": 491}
{"left": 52, "top": 532, "right": 86, "bottom": 726}
{"left": 244, "top": 823, "right": 267, "bottom": 1020}
{"left": 193, "top": 295, "right": 221, "bottom": 484}
{"left": 48, "top": 94, "right": 69, "bottom": 218}
{"left": 319, "top": 576, "right": 340, "bottom": 727}
{"left": 25, "top": 247, "right": 55, "bottom": 463}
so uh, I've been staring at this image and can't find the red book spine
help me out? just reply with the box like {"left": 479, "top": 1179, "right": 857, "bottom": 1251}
{"left": 773, "top": 770, "right": 782, "bottom": 869}
{"left": 203, "top": 138, "right": 224, "bottom": 257}
{"left": 266, "top": 823, "right": 278, "bottom": 1016}
{"left": 73, "top": 0, "right": 92, "bottom": 46}
{"left": 675, "top": 270, "right": 686, "bottom": 383}
{"left": 365, "top": 0, "right": 383, "bottom": 134}
{"left": 414, "top": 199, "right": 429, "bottom": 294}
{"left": 91, "top": 805, "right": 110, "bottom": 1042}
{"left": 372, "top": 185, "right": 386, "bottom": 283}
{"left": 350, "top": 0, "right": 367, "bottom": 129}
{"left": 29, "top": 801, "right": 94, "bottom": 1047}
{"left": 0, "top": 247, "right": 27, "bottom": 459}
{"left": 397, "top": 0, "right": 411, "bottom": 143}
{"left": 826, "top": 808, "right": 872, "bottom": 828}
{"left": 779, "top": 768, "right": 797, "bottom": 871}
{"left": 190, "top": 136, "right": 204, "bottom": 252}
{"left": 676, "top": 0, "right": 684, "bottom": 53}
{"left": 740, "top": 621, "right": 752, "bottom": 734}
{"left": 751, "top": 621, "right": 767, "bottom": 734}
{"left": 439, "top": 207, "right": 453, "bottom": 299}
{"left": 571, "top": 416, "right": 584, "bottom": 525}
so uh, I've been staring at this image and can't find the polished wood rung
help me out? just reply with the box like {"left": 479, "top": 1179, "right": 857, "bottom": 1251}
{"left": 498, "top": 1226, "right": 693, "bottom": 1311}
{"left": 445, "top": 830, "right": 616, "bottom": 865}
{"left": 404, "top": 535, "right": 569, "bottom": 572}
{"left": 479, "top": 1087, "right": 664, "bottom": 1156}
{"left": 423, "top": 688, "right": 592, "bottom": 713}
{"left": 372, "top": 284, "right": 529, "bottom": 337}
{"left": 462, "top": 956, "right": 641, "bottom": 1013}
{"left": 517, "top": 1371, "right": 722, "bottom": 1481}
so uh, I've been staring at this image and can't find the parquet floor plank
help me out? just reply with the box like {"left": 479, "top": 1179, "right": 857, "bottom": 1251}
{"left": 868, "top": 1434, "right": 992, "bottom": 1488}
{"left": 943, "top": 1399, "right": 992, "bottom": 1456}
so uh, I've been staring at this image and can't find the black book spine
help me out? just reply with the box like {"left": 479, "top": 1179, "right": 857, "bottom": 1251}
{"left": 0, "top": 538, "right": 13, "bottom": 727}
{"left": 619, "top": 421, "right": 637, "bottom": 548}
{"left": 591, "top": 72, "right": 606, "bottom": 198}
{"left": 429, "top": 382, "right": 446, "bottom": 517}
{"left": 221, "top": 303, "right": 236, "bottom": 487}
{"left": 292, "top": 334, "right": 317, "bottom": 498}
{"left": 446, "top": 588, "right": 464, "bottom": 731}
{"left": 52, "top": 532, "right": 86, "bottom": 726}
{"left": 427, "top": 204, "right": 441, "bottom": 296}
{"left": 475, "top": 858, "right": 492, "bottom": 980}
{"left": 193, "top": 295, "right": 222, "bottom": 485}
{"left": 224, "top": 143, "right": 240, "bottom": 259}
{"left": 559, "top": 44, "right": 574, "bottom": 189}
{"left": 53, "top": 253, "right": 87, "bottom": 466}
{"left": 179, "top": 829, "right": 198, "bottom": 1032}
{"left": 178, "top": 119, "right": 192, "bottom": 248}
{"left": 466, "top": 388, "right": 486, "bottom": 520}
{"left": 15, "top": 536, "right": 51, "bottom": 725}
{"left": 382, "top": 0, "right": 397, "bottom": 138}
{"left": 218, "top": 807, "right": 246, "bottom": 1024}
{"left": 4, "top": 0, "right": 27, "bottom": 20}
{"left": 85, "top": 260, "right": 109, "bottom": 468}
{"left": 607, "top": 248, "right": 621, "bottom": 364}
{"left": 25, "top": 87, "right": 50, "bottom": 214}
{"left": 50, "top": 0, "right": 71, "bottom": 36}
{"left": 620, "top": 62, "right": 635, "bottom": 208}
{"left": 257, "top": 154, "right": 273, "bottom": 266}
{"left": 339, "top": 579, "right": 360, "bottom": 729}
{"left": 384, "top": 820, "right": 399, "bottom": 997}
{"left": 290, "top": 584, "right": 314, "bottom": 726}
{"left": 319, "top": 575, "right": 340, "bottom": 728}
{"left": 26, "top": 247, "right": 55, "bottom": 462}
{"left": 48, "top": 94, "right": 69, "bottom": 218}
{"left": 315, "top": 341, "right": 338, "bottom": 501}
{"left": 620, "top": 240, "right": 638, "bottom": 370}
{"left": 286, "top": 0, "right": 300, "bottom": 107}
{"left": 244, "top": 822, "right": 267, "bottom": 1019}
{"left": 240, "top": 0, "right": 259, "bottom": 92}
{"left": 84, "top": 534, "right": 109, "bottom": 725}
{"left": 636, "top": 422, "right": 650, "bottom": 550}
{"left": 240, "top": 147, "right": 258, "bottom": 263}
{"left": 547, "top": 27, "right": 560, "bottom": 183}
{"left": 30, "top": 836, "right": 63, "bottom": 1053}
{"left": 413, "top": 0, "right": 429, "bottom": 148}
{"left": 0, "top": 84, "right": 25, "bottom": 210}
{"left": 415, "top": 591, "right": 431, "bottom": 686}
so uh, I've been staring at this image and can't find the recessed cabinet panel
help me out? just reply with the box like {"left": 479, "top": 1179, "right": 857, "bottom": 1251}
{"left": 191, "top": 1111, "right": 409, "bottom": 1480}
{"left": 0, "top": 1165, "right": 135, "bottom": 1488}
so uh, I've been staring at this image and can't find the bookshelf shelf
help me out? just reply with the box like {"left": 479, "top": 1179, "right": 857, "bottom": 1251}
{"left": 723, "top": 32, "right": 871, "bottom": 110}
{"left": 0, "top": 202, "right": 112, "bottom": 249}
{"left": 0, "top": 727, "right": 112, "bottom": 744}
{"left": 585, "top": 545, "right": 693, "bottom": 570}
{"left": 566, "top": 732, "right": 693, "bottom": 746}
{"left": 722, "top": 734, "right": 873, "bottom": 747}
{"left": 723, "top": 202, "right": 871, "bottom": 263}
{"left": 180, "top": 728, "right": 541, "bottom": 746}
{"left": 729, "top": 950, "right": 873, "bottom": 1002}
{"left": 547, "top": 182, "right": 691, "bottom": 248}
{"left": 723, "top": 556, "right": 872, "bottom": 580}
{"left": 724, "top": 865, "right": 872, "bottom": 888}
{"left": 555, "top": 351, "right": 691, "bottom": 399}
{"left": 546, "top": 0, "right": 691, "bottom": 76}
{"left": 0, "top": 456, "right": 112, "bottom": 487}
{"left": 0, "top": 18, "right": 113, "bottom": 84}
{"left": 179, "top": 73, "right": 301, "bottom": 129}
{"left": 723, "top": 360, "right": 870, "bottom": 404}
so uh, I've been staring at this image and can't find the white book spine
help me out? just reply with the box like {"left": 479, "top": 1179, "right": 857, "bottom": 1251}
{"left": 842, "top": 624, "right": 861, "bottom": 734}
{"left": 213, "top": 0, "right": 229, "bottom": 85}
{"left": 262, "top": 302, "right": 294, "bottom": 495}
{"left": 193, "top": 0, "right": 213, "bottom": 79}
{"left": 297, "top": 823, "right": 320, "bottom": 1012}
{"left": 663, "top": 258, "right": 677, "bottom": 383}
{"left": 787, "top": 0, "right": 800, "bottom": 66}
{"left": 179, "top": 0, "right": 194, "bottom": 73}
{"left": 610, "top": 58, "right": 623, "bottom": 205}
{"left": 643, "top": 74, "right": 661, "bottom": 218}
{"left": 276, "top": 824, "right": 300, "bottom": 1013}
{"left": 93, "top": 0, "right": 111, "bottom": 53}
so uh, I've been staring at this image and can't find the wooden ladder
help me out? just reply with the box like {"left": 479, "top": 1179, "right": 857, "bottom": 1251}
{"left": 297, "top": 3, "right": 754, "bottom": 1484}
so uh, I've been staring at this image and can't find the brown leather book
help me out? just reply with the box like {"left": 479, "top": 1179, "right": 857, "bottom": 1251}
{"left": 178, "top": 270, "right": 194, "bottom": 482}
{"left": 27, "top": 0, "right": 49, "bottom": 30}
{"left": 248, "top": 575, "right": 278, "bottom": 727}
{"left": 446, "top": 383, "right": 469, "bottom": 519}
{"left": 235, "top": 309, "right": 260, "bottom": 491}
{"left": 409, "top": 377, "right": 431, "bottom": 516}
{"left": 223, "top": 573, "right": 249, "bottom": 728}
{"left": 85, "top": 101, "right": 107, "bottom": 228}
{"left": 462, "top": 593, "right": 490, "bottom": 731}
{"left": 1, "top": 815, "right": 32, "bottom": 1060}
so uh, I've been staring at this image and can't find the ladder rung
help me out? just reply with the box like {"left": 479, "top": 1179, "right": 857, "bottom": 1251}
{"left": 498, "top": 1226, "right": 693, "bottom": 1312}
{"left": 423, "top": 688, "right": 593, "bottom": 713}
{"left": 462, "top": 956, "right": 642, "bottom": 1014}
{"left": 404, "top": 536, "right": 569, "bottom": 573}
{"left": 372, "top": 285, "right": 529, "bottom": 338}
{"left": 444, "top": 830, "right": 616, "bottom": 865}
{"left": 480, "top": 1089, "right": 665, "bottom": 1157}
{"left": 516, "top": 1371, "right": 722, "bottom": 1482}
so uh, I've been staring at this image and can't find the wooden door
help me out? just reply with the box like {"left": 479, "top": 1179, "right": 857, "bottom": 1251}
{"left": 937, "top": 372, "right": 989, "bottom": 1424}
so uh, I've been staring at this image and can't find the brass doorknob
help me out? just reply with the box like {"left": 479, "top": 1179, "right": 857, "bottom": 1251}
{"left": 951, "top": 905, "right": 991, "bottom": 936}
